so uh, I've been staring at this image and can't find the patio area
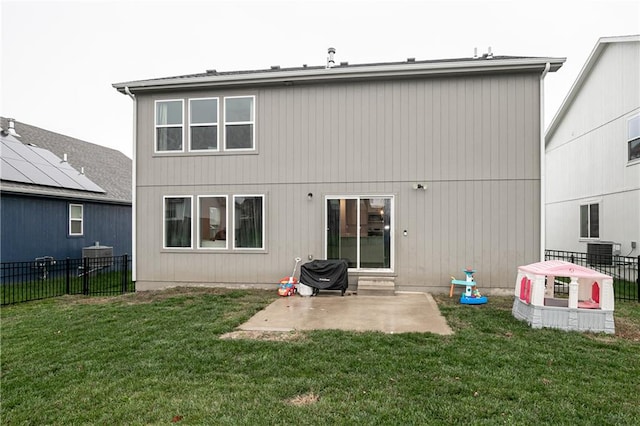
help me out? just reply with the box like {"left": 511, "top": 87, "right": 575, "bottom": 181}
{"left": 238, "top": 292, "right": 453, "bottom": 335}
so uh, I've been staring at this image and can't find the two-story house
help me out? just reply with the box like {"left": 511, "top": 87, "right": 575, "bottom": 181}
{"left": 113, "top": 51, "right": 564, "bottom": 294}
{"left": 545, "top": 35, "right": 640, "bottom": 259}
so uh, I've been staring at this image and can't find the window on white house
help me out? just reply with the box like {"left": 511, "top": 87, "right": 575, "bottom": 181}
{"left": 580, "top": 203, "right": 599, "bottom": 239}
{"left": 69, "top": 204, "right": 83, "bottom": 236}
{"left": 164, "top": 196, "right": 192, "bottom": 248}
{"left": 190, "top": 98, "right": 218, "bottom": 151}
{"left": 628, "top": 114, "right": 640, "bottom": 162}
{"left": 224, "top": 96, "right": 254, "bottom": 150}
{"left": 233, "top": 195, "right": 263, "bottom": 249}
{"left": 156, "top": 100, "right": 183, "bottom": 152}
{"left": 198, "top": 196, "right": 227, "bottom": 249}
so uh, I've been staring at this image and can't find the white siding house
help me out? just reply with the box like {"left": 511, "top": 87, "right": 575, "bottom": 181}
{"left": 545, "top": 35, "right": 640, "bottom": 257}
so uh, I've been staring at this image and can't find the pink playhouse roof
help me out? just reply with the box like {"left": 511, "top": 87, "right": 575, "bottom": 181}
{"left": 518, "top": 260, "right": 612, "bottom": 279}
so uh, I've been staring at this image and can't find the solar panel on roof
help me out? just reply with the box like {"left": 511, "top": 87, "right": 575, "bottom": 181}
{"left": 30, "top": 146, "right": 67, "bottom": 165}
{"left": 4, "top": 139, "right": 44, "bottom": 163}
{"left": 38, "top": 164, "right": 85, "bottom": 190}
{"left": 1, "top": 158, "right": 32, "bottom": 183}
{"left": 3, "top": 157, "right": 61, "bottom": 187}
{"left": 68, "top": 172, "right": 105, "bottom": 193}
{"left": 0, "top": 142, "right": 24, "bottom": 160}
{"left": 0, "top": 138, "right": 105, "bottom": 193}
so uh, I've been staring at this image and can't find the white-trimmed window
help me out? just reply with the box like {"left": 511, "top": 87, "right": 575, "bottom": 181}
{"left": 69, "top": 204, "right": 83, "bottom": 236}
{"left": 164, "top": 196, "right": 192, "bottom": 248}
{"left": 628, "top": 114, "right": 640, "bottom": 162}
{"left": 580, "top": 203, "right": 599, "bottom": 239}
{"left": 198, "top": 195, "right": 228, "bottom": 249}
{"left": 190, "top": 98, "right": 219, "bottom": 151}
{"left": 224, "top": 96, "right": 255, "bottom": 150}
{"left": 233, "top": 195, "right": 264, "bottom": 249}
{"left": 156, "top": 100, "right": 184, "bottom": 152}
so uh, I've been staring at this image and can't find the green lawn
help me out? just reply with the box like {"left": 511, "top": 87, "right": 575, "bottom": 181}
{"left": 2, "top": 288, "right": 639, "bottom": 425}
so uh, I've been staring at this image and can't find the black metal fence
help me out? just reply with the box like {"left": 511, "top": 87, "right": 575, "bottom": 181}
{"left": 1, "top": 255, "right": 134, "bottom": 305}
{"left": 545, "top": 250, "right": 639, "bottom": 302}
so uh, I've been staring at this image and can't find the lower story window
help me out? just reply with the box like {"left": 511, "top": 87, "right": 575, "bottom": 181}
{"left": 164, "top": 196, "right": 192, "bottom": 248}
{"left": 233, "top": 195, "right": 264, "bottom": 249}
{"left": 580, "top": 203, "right": 599, "bottom": 239}
{"left": 198, "top": 196, "right": 228, "bottom": 249}
{"left": 326, "top": 196, "right": 393, "bottom": 269}
{"left": 69, "top": 203, "right": 83, "bottom": 236}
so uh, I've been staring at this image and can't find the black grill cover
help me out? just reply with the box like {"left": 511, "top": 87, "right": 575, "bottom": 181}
{"left": 299, "top": 259, "right": 348, "bottom": 295}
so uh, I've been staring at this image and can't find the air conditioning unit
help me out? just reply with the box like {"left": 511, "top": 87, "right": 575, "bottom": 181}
{"left": 586, "top": 242, "right": 613, "bottom": 266}
{"left": 82, "top": 242, "right": 113, "bottom": 269}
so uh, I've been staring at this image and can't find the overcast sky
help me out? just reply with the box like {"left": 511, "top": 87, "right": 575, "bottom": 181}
{"left": 2, "top": 0, "right": 639, "bottom": 158}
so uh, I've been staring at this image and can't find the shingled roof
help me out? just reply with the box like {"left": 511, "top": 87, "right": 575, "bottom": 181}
{"left": 0, "top": 117, "right": 131, "bottom": 204}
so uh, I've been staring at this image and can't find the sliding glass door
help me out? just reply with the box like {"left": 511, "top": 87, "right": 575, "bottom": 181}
{"left": 326, "top": 196, "right": 392, "bottom": 270}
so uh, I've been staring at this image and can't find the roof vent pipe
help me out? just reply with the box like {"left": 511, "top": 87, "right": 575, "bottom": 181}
{"left": 80, "top": 167, "right": 85, "bottom": 175}
{"left": 8, "top": 119, "right": 20, "bottom": 137}
{"left": 327, "top": 47, "right": 336, "bottom": 68}
{"left": 63, "top": 153, "right": 68, "bottom": 162}
{"left": 487, "top": 46, "right": 493, "bottom": 59}
{"left": 473, "top": 47, "right": 478, "bottom": 59}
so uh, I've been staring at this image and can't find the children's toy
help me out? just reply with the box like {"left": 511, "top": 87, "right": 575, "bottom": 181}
{"left": 450, "top": 267, "right": 488, "bottom": 305}
{"left": 512, "top": 260, "right": 615, "bottom": 334}
{"left": 278, "top": 257, "right": 301, "bottom": 297}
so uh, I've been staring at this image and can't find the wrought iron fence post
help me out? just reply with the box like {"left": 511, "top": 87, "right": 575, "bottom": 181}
{"left": 122, "top": 254, "right": 128, "bottom": 294}
{"left": 65, "top": 258, "right": 71, "bottom": 295}
{"left": 82, "top": 257, "right": 90, "bottom": 296}
{"left": 637, "top": 255, "right": 640, "bottom": 303}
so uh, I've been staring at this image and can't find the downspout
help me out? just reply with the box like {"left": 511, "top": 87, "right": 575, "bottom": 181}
{"left": 124, "top": 86, "right": 137, "bottom": 282}
{"left": 540, "top": 62, "right": 550, "bottom": 261}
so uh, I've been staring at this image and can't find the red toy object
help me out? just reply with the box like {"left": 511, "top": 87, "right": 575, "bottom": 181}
{"left": 278, "top": 277, "right": 298, "bottom": 297}
{"left": 278, "top": 257, "right": 302, "bottom": 297}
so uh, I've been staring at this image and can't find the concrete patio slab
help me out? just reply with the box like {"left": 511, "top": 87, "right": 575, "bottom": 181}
{"left": 238, "top": 292, "right": 453, "bottom": 335}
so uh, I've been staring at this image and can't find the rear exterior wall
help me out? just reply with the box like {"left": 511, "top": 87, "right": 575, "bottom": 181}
{"left": 1, "top": 193, "right": 132, "bottom": 262}
{"left": 134, "top": 73, "right": 541, "bottom": 293}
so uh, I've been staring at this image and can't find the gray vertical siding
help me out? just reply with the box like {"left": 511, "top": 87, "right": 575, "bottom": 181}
{"left": 134, "top": 73, "right": 541, "bottom": 292}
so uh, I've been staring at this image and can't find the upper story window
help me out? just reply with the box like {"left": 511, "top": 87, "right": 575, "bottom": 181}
{"left": 628, "top": 114, "right": 640, "bottom": 162}
{"left": 224, "top": 96, "right": 254, "bottom": 150}
{"left": 155, "top": 96, "right": 255, "bottom": 154}
{"left": 156, "top": 100, "right": 184, "bottom": 152}
{"left": 580, "top": 203, "right": 599, "bottom": 239}
{"left": 190, "top": 98, "right": 219, "bottom": 151}
{"left": 69, "top": 203, "right": 83, "bottom": 236}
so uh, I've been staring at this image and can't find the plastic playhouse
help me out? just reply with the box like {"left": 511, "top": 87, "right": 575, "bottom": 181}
{"left": 511, "top": 260, "right": 615, "bottom": 334}
{"left": 450, "top": 268, "right": 488, "bottom": 305}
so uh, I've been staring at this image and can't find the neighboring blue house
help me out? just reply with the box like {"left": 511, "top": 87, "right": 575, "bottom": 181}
{"left": 0, "top": 118, "right": 132, "bottom": 263}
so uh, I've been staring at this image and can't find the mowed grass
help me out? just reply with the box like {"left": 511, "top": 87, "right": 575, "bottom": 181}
{"left": 1, "top": 288, "right": 639, "bottom": 425}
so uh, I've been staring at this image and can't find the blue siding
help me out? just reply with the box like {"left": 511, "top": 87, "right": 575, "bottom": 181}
{"left": 1, "top": 194, "right": 131, "bottom": 262}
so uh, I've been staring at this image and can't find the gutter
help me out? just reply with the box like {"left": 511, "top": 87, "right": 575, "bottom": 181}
{"left": 0, "top": 186, "right": 132, "bottom": 205}
{"left": 540, "top": 62, "right": 550, "bottom": 261}
{"left": 125, "top": 86, "right": 137, "bottom": 282}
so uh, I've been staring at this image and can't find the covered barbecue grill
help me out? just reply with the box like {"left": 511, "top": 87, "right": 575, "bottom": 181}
{"left": 299, "top": 259, "right": 349, "bottom": 296}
